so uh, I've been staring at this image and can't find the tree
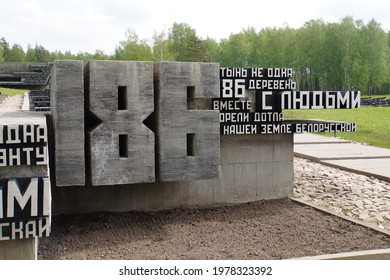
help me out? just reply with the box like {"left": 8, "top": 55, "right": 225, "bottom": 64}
{"left": 152, "top": 29, "right": 175, "bottom": 62}
{"left": 204, "top": 37, "right": 220, "bottom": 63}
{"left": 34, "top": 44, "right": 51, "bottom": 62}
{"left": 25, "top": 44, "right": 37, "bottom": 62}
{"left": 114, "top": 29, "right": 154, "bottom": 61}
{"left": 0, "top": 40, "right": 4, "bottom": 62}
{"left": 1, "top": 37, "right": 11, "bottom": 61}
{"left": 185, "top": 34, "right": 211, "bottom": 62}
{"left": 91, "top": 49, "right": 110, "bottom": 60}
{"left": 360, "top": 20, "right": 388, "bottom": 95}
{"left": 168, "top": 22, "right": 210, "bottom": 62}
{"left": 8, "top": 44, "right": 25, "bottom": 62}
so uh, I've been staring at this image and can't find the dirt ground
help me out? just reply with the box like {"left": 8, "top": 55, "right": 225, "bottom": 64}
{"left": 38, "top": 198, "right": 390, "bottom": 260}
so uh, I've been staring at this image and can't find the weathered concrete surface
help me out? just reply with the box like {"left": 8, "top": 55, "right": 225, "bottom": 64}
{"left": 294, "top": 133, "right": 390, "bottom": 182}
{"left": 50, "top": 60, "right": 85, "bottom": 186}
{"left": 0, "top": 238, "right": 37, "bottom": 260}
{"left": 0, "top": 112, "right": 49, "bottom": 260}
{"left": 154, "top": 62, "right": 220, "bottom": 182}
{"left": 0, "top": 62, "right": 47, "bottom": 73}
{"left": 0, "top": 111, "right": 48, "bottom": 178}
{"left": 85, "top": 61, "right": 155, "bottom": 186}
{"left": 51, "top": 133, "right": 294, "bottom": 214}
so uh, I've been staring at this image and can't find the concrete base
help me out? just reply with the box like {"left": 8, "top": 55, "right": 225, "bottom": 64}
{"left": 52, "top": 133, "right": 294, "bottom": 214}
{"left": 0, "top": 238, "right": 37, "bottom": 260}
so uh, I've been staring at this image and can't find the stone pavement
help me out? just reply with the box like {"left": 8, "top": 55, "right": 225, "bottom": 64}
{"left": 293, "top": 133, "right": 390, "bottom": 233}
{"left": 0, "top": 94, "right": 8, "bottom": 104}
{"left": 294, "top": 133, "right": 390, "bottom": 182}
{"left": 0, "top": 94, "right": 24, "bottom": 111}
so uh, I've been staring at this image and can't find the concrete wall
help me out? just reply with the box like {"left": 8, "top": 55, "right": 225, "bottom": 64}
{"left": 50, "top": 60, "right": 85, "bottom": 186}
{"left": 155, "top": 62, "right": 220, "bottom": 182}
{"left": 0, "top": 112, "right": 50, "bottom": 260}
{"left": 0, "top": 63, "right": 47, "bottom": 73}
{"left": 51, "top": 133, "right": 293, "bottom": 214}
{"left": 0, "top": 238, "right": 37, "bottom": 260}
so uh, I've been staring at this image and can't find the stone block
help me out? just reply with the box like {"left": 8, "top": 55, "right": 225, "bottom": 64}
{"left": 171, "top": 181, "right": 191, "bottom": 208}
{"left": 0, "top": 238, "right": 37, "bottom": 260}
{"left": 256, "top": 162, "right": 273, "bottom": 200}
{"left": 190, "top": 179, "right": 214, "bottom": 207}
{"left": 154, "top": 62, "right": 220, "bottom": 182}
{"left": 272, "top": 161, "right": 294, "bottom": 198}
{"left": 273, "top": 133, "right": 294, "bottom": 162}
{"left": 221, "top": 134, "right": 274, "bottom": 164}
{"left": 86, "top": 61, "right": 155, "bottom": 186}
{"left": 213, "top": 163, "right": 235, "bottom": 205}
{"left": 50, "top": 60, "right": 85, "bottom": 186}
{"left": 242, "top": 163, "right": 257, "bottom": 200}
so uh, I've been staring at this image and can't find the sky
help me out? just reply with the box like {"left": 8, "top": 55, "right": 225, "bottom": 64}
{"left": 1, "top": 0, "right": 389, "bottom": 55}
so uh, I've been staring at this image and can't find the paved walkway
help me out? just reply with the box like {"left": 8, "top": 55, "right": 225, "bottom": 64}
{"left": 0, "top": 94, "right": 9, "bottom": 104}
{"left": 294, "top": 133, "right": 390, "bottom": 182}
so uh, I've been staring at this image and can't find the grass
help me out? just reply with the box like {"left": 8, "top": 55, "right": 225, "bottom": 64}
{"left": 284, "top": 107, "right": 390, "bottom": 149}
{"left": 0, "top": 87, "right": 28, "bottom": 96}
{"left": 361, "top": 94, "right": 390, "bottom": 98}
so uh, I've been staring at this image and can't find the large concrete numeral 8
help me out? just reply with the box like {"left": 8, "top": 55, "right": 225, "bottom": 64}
{"left": 86, "top": 61, "right": 155, "bottom": 186}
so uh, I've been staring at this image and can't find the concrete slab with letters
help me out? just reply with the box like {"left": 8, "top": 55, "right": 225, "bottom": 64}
{"left": 294, "top": 133, "right": 390, "bottom": 182}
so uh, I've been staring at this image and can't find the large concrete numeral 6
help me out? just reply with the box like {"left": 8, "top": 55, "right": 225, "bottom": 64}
{"left": 154, "top": 62, "right": 220, "bottom": 182}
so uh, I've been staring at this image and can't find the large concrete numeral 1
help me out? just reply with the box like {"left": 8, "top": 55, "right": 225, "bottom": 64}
{"left": 154, "top": 62, "right": 220, "bottom": 182}
{"left": 50, "top": 60, "right": 85, "bottom": 186}
{"left": 86, "top": 61, "right": 155, "bottom": 186}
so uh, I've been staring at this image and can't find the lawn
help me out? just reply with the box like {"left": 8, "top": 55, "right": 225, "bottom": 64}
{"left": 361, "top": 94, "right": 390, "bottom": 98}
{"left": 284, "top": 107, "right": 390, "bottom": 149}
{"left": 0, "top": 87, "right": 28, "bottom": 96}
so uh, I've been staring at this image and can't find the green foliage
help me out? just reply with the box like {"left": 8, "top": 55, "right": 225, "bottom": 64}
{"left": 114, "top": 29, "right": 153, "bottom": 61}
{"left": 167, "top": 23, "right": 211, "bottom": 62}
{"left": 0, "top": 40, "right": 4, "bottom": 62}
{"left": 1, "top": 37, "right": 11, "bottom": 61}
{"left": 34, "top": 44, "right": 51, "bottom": 62}
{"left": 152, "top": 29, "right": 175, "bottom": 62}
{"left": 284, "top": 107, "right": 390, "bottom": 149}
{"left": 0, "top": 17, "right": 389, "bottom": 95}
{"left": 217, "top": 17, "right": 389, "bottom": 95}
{"left": 25, "top": 44, "right": 37, "bottom": 62}
{"left": 0, "top": 87, "right": 28, "bottom": 96}
{"left": 8, "top": 44, "right": 25, "bottom": 62}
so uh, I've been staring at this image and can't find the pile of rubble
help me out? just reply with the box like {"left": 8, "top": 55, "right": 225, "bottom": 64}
{"left": 294, "top": 157, "right": 390, "bottom": 231}
{"left": 361, "top": 97, "right": 390, "bottom": 106}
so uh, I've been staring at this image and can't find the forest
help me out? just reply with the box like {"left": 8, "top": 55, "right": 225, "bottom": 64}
{"left": 1, "top": 17, "right": 389, "bottom": 95}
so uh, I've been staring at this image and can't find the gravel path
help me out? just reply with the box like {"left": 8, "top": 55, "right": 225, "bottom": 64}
{"left": 294, "top": 157, "right": 390, "bottom": 232}
{"left": 38, "top": 158, "right": 390, "bottom": 260}
{"left": 2, "top": 97, "right": 388, "bottom": 258}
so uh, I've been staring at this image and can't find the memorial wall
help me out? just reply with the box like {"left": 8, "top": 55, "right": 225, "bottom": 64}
{"left": 215, "top": 67, "right": 359, "bottom": 135}
{"left": 0, "top": 60, "right": 360, "bottom": 259}
{"left": 47, "top": 60, "right": 358, "bottom": 214}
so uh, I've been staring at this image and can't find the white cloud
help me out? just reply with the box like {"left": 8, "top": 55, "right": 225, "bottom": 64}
{"left": 1, "top": 0, "right": 389, "bottom": 54}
